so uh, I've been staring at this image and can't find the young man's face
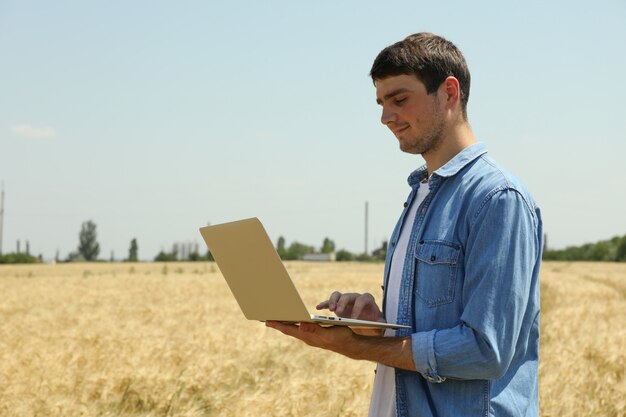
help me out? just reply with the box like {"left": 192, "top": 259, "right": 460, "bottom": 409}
{"left": 375, "top": 74, "right": 445, "bottom": 155}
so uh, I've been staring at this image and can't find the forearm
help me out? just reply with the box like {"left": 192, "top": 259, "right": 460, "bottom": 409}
{"left": 347, "top": 334, "right": 416, "bottom": 372}
{"left": 266, "top": 321, "right": 417, "bottom": 371}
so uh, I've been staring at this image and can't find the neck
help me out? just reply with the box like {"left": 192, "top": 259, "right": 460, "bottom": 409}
{"left": 423, "top": 121, "right": 476, "bottom": 176}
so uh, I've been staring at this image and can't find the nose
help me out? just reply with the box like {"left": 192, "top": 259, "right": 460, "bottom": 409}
{"left": 380, "top": 105, "right": 396, "bottom": 125}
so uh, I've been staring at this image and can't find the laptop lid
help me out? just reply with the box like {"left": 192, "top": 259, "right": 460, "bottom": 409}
{"left": 199, "top": 217, "right": 311, "bottom": 322}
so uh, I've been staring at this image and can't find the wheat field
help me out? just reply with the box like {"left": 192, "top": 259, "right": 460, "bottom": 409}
{"left": 0, "top": 261, "right": 624, "bottom": 416}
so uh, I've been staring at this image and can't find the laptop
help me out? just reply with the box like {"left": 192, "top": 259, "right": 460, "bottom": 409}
{"left": 199, "top": 217, "right": 409, "bottom": 329}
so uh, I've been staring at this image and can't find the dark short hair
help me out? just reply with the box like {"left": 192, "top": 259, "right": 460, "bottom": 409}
{"left": 370, "top": 32, "right": 471, "bottom": 118}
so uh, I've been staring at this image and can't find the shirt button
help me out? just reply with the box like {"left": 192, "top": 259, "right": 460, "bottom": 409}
{"left": 403, "top": 202, "right": 408, "bottom": 208}
{"left": 430, "top": 255, "right": 436, "bottom": 262}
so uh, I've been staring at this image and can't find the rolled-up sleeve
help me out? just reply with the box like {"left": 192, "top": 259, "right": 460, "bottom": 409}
{"left": 411, "top": 329, "right": 446, "bottom": 383}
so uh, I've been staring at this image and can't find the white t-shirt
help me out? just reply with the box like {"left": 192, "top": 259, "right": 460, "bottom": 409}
{"left": 368, "top": 180, "right": 430, "bottom": 417}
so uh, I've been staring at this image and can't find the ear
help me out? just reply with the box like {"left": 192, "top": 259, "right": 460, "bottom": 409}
{"left": 440, "top": 76, "right": 461, "bottom": 110}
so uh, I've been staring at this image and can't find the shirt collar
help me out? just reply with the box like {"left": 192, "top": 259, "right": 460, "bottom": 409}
{"left": 407, "top": 142, "right": 488, "bottom": 186}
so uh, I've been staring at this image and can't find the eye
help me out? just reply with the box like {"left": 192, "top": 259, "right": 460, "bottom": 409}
{"left": 394, "top": 97, "right": 407, "bottom": 105}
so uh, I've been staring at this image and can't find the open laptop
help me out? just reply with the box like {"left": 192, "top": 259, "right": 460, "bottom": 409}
{"left": 199, "top": 217, "right": 409, "bottom": 329}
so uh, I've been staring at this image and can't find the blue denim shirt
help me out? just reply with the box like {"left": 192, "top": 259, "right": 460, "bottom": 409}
{"left": 383, "top": 143, "right": 542, "bottom": 417}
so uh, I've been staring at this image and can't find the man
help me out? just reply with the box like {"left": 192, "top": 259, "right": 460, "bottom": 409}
{"left": 267, "top": 32, "right": 542, "bottom": 417}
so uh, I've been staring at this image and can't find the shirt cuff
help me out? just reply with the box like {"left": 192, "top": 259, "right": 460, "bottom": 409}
{"left": 411, "top": 330, "right": 446, "bottom": 383}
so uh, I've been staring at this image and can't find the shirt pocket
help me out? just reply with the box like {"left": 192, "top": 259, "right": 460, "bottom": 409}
{"left": 414, "top": 240, "right": 461, "bottom": 307}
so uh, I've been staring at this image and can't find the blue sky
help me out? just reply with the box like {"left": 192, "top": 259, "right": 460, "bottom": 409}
{"left": 1, "top": 1, "right": 625, "bottom": 260}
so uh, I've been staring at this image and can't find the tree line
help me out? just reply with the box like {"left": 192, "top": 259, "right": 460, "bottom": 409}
{"left": 0, "top": 220, "right": 138, "bottom": 264}
{"left": 4, "top": 219, "right": 625, "bottom": 264}
{"left": 543, "top": 234, "right": 626, "bottom": 262}
{"left": 0, "top": 220, "right": 388, "bottom": 264}
{"left": 275, "top": 236, "right": 387, "bottom": 262}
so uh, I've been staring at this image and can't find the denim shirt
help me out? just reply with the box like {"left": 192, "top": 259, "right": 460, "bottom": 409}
{"left": 382, "top": 143, "right": 542, "bottom": 417}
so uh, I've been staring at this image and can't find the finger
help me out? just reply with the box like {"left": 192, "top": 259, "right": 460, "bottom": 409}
{"left": 316, "top": 300, "right": 330, "bottom": 310}
{"left": 327, "top": 291, "right": 343, "bottom": 311}
{"left": 350, "top": 293, "right": 375, "bottom": 318}
{"left": 335, "top": 293, "right": 360, "bottom": 316}
{"left": 351, "top": 293, "right": 381, "bottom": 320}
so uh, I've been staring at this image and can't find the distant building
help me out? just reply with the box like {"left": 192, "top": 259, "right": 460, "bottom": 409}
{"left": 303, "top": 252, "right": 336, "bottom": 262}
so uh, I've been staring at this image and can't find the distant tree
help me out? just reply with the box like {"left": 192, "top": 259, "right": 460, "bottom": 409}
{"left": 0, "top": 252, "right": 38, "bottom": 264}
{"left": 276, "top": 236, "right": 287, "bottom": 259}
{"left": 65, "top": 251, "right": 86, "bottom": 262}
{"left": 372, "top": 240, "right": 388, "bottom": 261}
{"left": 616, "top": 236, "right": 626, "bottom": 262}
{"left": 356, "top": 252, "right": 375, "bottom": 262}
{"left": 321, "top": 237, "right": 336, "bottom": 254}
{"left": 154, "top": 250, "right": 177, "bottom": 262}
{"left": 589, "top": 241, "right": 611, "bottom": 261}
{"left": 335, "top": 249, "right": 354, "bottom": 262}
{"left": 127, "top": 238, "right": 139, "bottom": 262}
{"left": 284, "top": 241, "right": 314, "bottom": 260}
{"left": 78, "top": 220, "right": 100, "bottom": 261}
{"left": 542, "top": 234, "right": 626, "bottom": 262}
{"left": 190, "top": 243, "right": 200, "bottom": 261}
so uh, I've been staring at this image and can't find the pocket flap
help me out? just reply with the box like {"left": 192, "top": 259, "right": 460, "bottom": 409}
{"left": 416, "top": 240, "right": 461, "bottom": 265}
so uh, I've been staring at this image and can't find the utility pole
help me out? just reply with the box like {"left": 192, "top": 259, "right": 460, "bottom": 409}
{"left": 364, "top": 201, "right": 369, "bottom": 255}
{"left": 0, "top": 181, "right": 4, "bottom": 255}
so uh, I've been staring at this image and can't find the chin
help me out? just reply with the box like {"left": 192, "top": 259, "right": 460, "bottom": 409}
{"left": 399, "top": 143, "right": 421, "bottom": 155}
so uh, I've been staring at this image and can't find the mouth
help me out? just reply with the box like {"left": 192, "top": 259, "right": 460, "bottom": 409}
{"left": 391, "top": 125, "right": 410, "bottom": 137}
